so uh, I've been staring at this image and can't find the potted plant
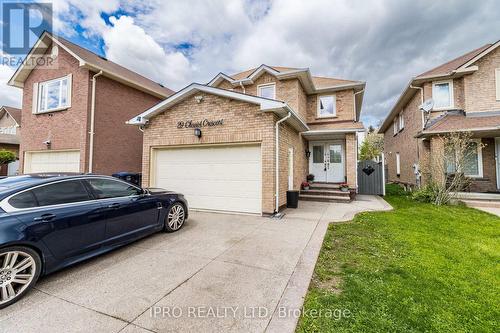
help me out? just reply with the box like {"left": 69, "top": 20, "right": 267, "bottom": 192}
{"left": 339, "top": 182, "right": 349, "bottom": 192}
{"left": 301, "top": 181, "right": 310, "bottom": 190}
{"left": 306, "top": 174, "right": 315, "bottom": 183}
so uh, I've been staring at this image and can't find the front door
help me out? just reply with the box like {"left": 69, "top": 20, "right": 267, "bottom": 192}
{"left": 309, "top": 142, "right": 345, "bottom": 183}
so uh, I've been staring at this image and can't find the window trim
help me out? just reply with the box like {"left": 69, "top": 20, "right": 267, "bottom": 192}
{"left": 432, "top": 79, "right": 454, "bottom": 110}
{"left": 446, "top": 139, "right": 483, "bottom": 178}
{"left": 398, "top": 112, "right": 404, "bottom": 131}
{"left": 495, "top": 68, "right": 500, "bottom": 101}
{"left": 36, "top": 74, "right": 72, "bottom": 114}
{"left": 0, "top": 177, "right": 143, "bottom": 213}
{"left": 317, "top": 94, "right": 337, "bottom": 118}
{"left": 393, "top": 118, "right": 398, "bottom": 136}
{"left": 257, "top": 83, "right": 276, "bottom": 100}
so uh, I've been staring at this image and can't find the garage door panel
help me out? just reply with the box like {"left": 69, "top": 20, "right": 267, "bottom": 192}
{"left": 154, "top": 145, "right": 261, "bottom": 214}
{"left": 25, "top": 151, "right": 80, "bottom": 173}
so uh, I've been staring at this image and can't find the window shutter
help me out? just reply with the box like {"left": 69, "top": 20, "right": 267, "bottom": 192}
{"left": 66, "top": 73, "right": 72, "bottom": 107}
{"left": 32, "top": 82, "right": 39, "bottom": 114}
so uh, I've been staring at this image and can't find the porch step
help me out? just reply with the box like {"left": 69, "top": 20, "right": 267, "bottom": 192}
{"left": 299, "top": 194, "right": 351, "bottom": 203}
{"left": 300, "top": 189, "right": 350, "bottom": 197}
{"left": 308, "top": 182, "right": 341, "bottom": 190}
{"left": 461, "top": 200, "right": 500, "bottom": 209}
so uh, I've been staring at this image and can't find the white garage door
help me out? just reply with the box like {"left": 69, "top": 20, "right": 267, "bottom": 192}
{"left": 153, "top": 145, "right": 262, "bottom": 214}
{"left": 24, "top": 150, "right": 80, "bottom": 173}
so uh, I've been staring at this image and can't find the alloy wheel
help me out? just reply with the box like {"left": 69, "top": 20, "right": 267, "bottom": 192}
{"left": 167, "top": 204, "right": 185, "bottom": 230}
{"left": 0, "top": 250, "right": 36, "bottom": 306}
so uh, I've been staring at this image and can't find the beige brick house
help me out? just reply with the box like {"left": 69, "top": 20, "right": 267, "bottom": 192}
{"left": 129, "top": 65, "right": 365, "bottom": 215}
{"left": 8, "top": 31, "right": 173, "bottom": 175}
{"left": 0, "top": 106, "right": 21, "bottom": 175}
{"left": 380, "top": 41, "right": 500, "bottom": 193}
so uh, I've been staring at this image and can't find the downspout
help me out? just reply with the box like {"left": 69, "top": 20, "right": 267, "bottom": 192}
{"left": 275, "top": 112, "right": 292, "bottom": 214}
{"left": 88, "top": 70, "right": 103, "bottom": 173}
{"left": 410, "top": 83, "right": 424, "bottom": 187}
{"left": 353, "top": 88, "right": 364, "bottom": 122}
{"left": 239, "top": 81, "right": 246, "bottom": 94}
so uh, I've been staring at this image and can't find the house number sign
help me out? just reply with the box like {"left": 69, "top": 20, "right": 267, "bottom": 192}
{"left": 177, "top": 119, "right": 224, "bottom": 129}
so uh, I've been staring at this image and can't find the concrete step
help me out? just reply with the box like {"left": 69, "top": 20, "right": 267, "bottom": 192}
{"left": 462, "top": 200, "right": 500, "bottom": 208}
{"left": 308, "top": 182, "right": 342, "bottom": 190}
{"left": 300, "top": 189, "right": 350, "bottom": 197}
{"left": 299, "top": 194, "right": 351, "bottom": 203}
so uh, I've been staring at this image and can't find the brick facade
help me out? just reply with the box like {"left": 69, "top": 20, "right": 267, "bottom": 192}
{"left": 18, "top": 44, "right": 164, "bottom": 175}
{"left": 383, "top": 45, "right": 499, "bottom": 192}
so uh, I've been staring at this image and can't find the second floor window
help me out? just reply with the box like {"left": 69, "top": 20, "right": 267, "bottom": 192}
{"left": 37, "top": 75, "right": 71, "bottom": 113}
{"left": 317, "top": 95, "right": 336, "bottom": 117}
{"left": 398, "top": 113, "right": 404, "bottom": 130}
{"left": 257, "top": 83, "right": 276, "bottom": 99}
{"left": 432, "top": 80, "right": 453, "bottom": 109}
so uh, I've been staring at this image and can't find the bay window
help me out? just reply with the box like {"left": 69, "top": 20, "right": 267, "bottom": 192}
{"left": 36, "top": 75, "right": 72, "bottom": 113}
{"left": 432, "top": 80, "right": 453, "bottom": 109}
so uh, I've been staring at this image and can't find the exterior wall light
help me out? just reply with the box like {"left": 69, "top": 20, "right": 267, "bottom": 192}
{"left": 194, "top": 128, "right": 202, "bottom": 138}
{"left": 305, "top": 149, "right": 311, "bottom": 159}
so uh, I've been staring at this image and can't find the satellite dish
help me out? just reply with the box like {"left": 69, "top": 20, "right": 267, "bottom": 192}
{"left": 420, "top": 99, "right": 434, "bottom": 112}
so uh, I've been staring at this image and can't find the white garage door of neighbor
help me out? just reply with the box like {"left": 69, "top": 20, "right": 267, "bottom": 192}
{"left": 24, "top": 150, "right": 80, "bottom": 173}
{"left": 154, "top": 145, "right": 262, "bottom": 214}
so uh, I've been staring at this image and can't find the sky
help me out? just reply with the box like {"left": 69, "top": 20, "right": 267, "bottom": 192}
{"left": 0, "top": 0, "right": 499, "bottom": 127}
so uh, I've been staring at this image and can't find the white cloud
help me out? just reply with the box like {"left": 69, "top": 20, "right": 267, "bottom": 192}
{"left": 0, "top": 56, "right": 22, "bottom": 108}
{"left": 102, "top": 16, "right": 191, "bottom": 89}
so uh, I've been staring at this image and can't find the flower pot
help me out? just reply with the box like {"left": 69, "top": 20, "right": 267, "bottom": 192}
{"left": 303, "top": 186, "right": 310, "bottom": 190}
{"left": 340, "top": 187, "right": 349, "bottom": 192}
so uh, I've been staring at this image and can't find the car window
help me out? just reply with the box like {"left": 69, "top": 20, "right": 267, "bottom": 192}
{"left": 32, "top": 180, "right": 92, "bottom": 206}
{"left": 9, "top": 190, "right": 38, "bottom": 209}
{"left": 86, "top": 178, "right": 142, "bottom": 199}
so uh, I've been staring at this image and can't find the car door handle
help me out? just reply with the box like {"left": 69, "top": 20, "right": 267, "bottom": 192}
{"left": 33, "top": 213, "right": 56, "bottom": 222}
{"left": 107, "top": 203, "right": 120, "bottom": 209}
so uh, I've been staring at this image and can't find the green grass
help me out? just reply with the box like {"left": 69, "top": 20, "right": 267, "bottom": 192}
{"left": 296, "top": 184, "right": 499, "bottom": 333}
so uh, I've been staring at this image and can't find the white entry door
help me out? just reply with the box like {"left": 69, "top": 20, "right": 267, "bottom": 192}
{"left": 309, "top": 141, "right": 345, "bottom": 183}
{"left": 153, "top": 144, "right": 262, "bottom": 214}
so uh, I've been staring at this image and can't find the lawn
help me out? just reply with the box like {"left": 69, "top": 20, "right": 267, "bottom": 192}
{"left": 296, "top": 185, "right": 499, "bottom": 333}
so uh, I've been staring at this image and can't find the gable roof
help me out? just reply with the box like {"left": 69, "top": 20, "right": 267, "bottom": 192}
{"left": 208, "top": 64, "right": 365, "bottom": 120}
{"left": 8, "top": 32, "right": 174, "bottom": 98}
{"left": 127, "top": 83, "right": 309, "bottom": 132}
{"left": 0, "top": 106, "right": 21, "bottom": 126}
{"left": 379, "top": 40, "right": 500, "bottom": 133}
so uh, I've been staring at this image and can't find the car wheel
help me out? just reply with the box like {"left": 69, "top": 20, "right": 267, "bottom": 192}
{"left": 164, "top": 203, "right": 186, "bottom": 233}
{"left": 0, "top": 246, "right": 41, "bottom": 309}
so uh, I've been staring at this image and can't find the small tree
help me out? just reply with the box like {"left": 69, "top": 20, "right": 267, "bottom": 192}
{"left": 420, "top": 132, "right": 480, "bottom": 205}
{"left": 0, "top": 150, "right": 16, "bottom": 165}
{"left": 359, "top": 132, "right": 383, "bottom": 161}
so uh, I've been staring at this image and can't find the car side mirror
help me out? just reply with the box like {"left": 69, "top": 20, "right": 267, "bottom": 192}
{"left": 142, "top": 188, "right": 150, "bottom": 196}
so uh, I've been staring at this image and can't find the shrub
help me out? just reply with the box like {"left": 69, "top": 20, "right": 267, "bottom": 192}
{"left": 411, "top": 184, "right": 439, "bottom": 203}
{"left": 385, "top": 183, "right": 408, "bottom": 196}
{"left": 0, "top": 150, "right": 16, "bottom": 165}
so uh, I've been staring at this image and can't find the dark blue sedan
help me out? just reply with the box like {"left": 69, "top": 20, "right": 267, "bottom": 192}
{"left": 0, "top": 174, "right": 188, "bottom": 308}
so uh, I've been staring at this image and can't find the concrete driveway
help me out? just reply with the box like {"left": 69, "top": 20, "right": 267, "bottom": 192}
{"left": 0, "top": 195, "right": 391, "bottom": 333}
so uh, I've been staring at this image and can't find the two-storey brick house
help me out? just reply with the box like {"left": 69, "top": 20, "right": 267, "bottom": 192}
{"left": 128, "top": 65, "right": 365, "bottom": 215}
{"left": 8, "top": 32, "right": 173, "bottom": 175}
{"left": 380, "top": 41, "right": 500, "bottom": 193}
{"left": 0, "top": 106, "right": 22, "bottom": 175}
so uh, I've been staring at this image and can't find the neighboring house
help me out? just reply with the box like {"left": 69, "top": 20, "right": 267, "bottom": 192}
{"left": 8, "top": 31, "right": 173, "bottom": 175}
{"left": 128, "top": 65, "right": 365, "bottom": 215}
{"left": 379, "top": 41, "right": 500, "bottom": 193}
{"left": 0, "top": 106, "right": 22, "bottom": 176}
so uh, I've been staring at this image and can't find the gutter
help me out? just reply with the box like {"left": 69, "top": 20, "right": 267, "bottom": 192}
{"left": 353, "top": 88, "right": 365, "bottom": 121}
{"left": 275, "top": 112, "right": 292, "bottom": 213}
{"left": 409, "top": 84, "right": 425, "bottom": 129}
{"left": 88, "top": 70, "right": 103, "bottom": 173}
